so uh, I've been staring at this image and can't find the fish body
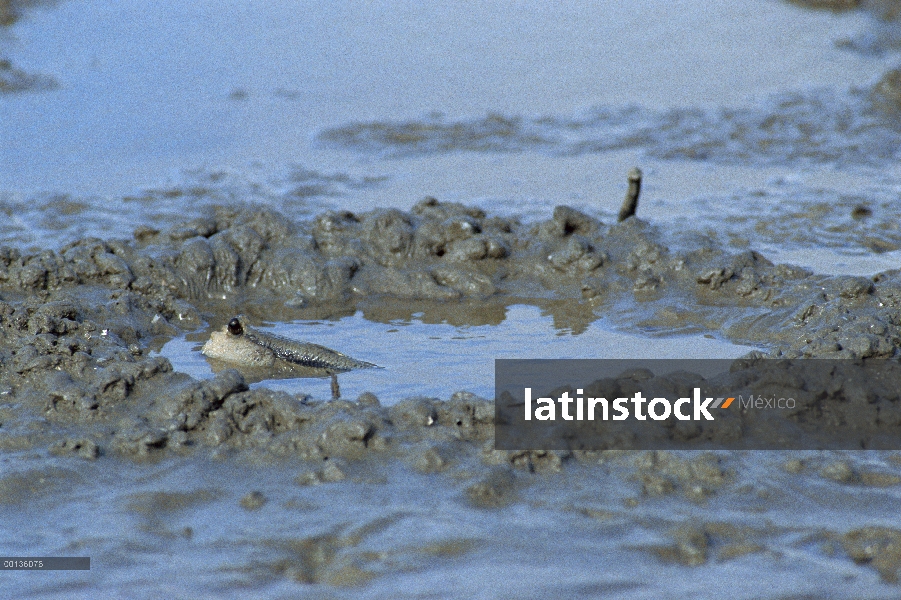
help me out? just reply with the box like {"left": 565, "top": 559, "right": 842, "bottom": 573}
{"left": 201, "top": 316, "right": 379, "bottom": 373}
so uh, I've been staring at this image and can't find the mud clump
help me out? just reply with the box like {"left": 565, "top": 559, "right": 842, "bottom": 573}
{"left": 635, "top": 451, "right": 730, "bottom": 501}
{"left": 843, "top": 527, "right": 901, "bottom": 582}
{"left": 1, "top": 199, "right": 901, "bottom": 465}
{"left": 240, "top": 490, "right": 267, "bottom": 510}
{"left": 650, "top": 522, "right": 766, "bottom": 566}
{"left": 48, "top": 437, "right": 100, "bottom": 460}
{"left": 0, "top": 1, "right": 15, "bottom": 26}
{"left": 296, "top": 461, "right": 347, "bottom": 485}
{"left": 465, "top": 468, "right": 518, "bottom": 508}
{"left": 871, "top": 67, "right": 901, "bottom": 120}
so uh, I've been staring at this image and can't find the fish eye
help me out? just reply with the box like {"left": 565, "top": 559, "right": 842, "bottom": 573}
{"left": 227, "top": 318, "right": 243, "bottom": 336}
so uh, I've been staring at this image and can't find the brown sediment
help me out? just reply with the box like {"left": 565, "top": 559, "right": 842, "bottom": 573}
{"left": 0, "top": 204, "right": 899, "bottom": 480}
{"left": 785, "top": 0, "right": 861, "bottom": 12}
{"left": 0, "top": 1, "right": 14, "bottom": 26}
{"left": 0, "top": 59, "right": 58, "bottom": 94}
{"left": 0, "top": 199, "right": 900, "bottom": 460}
{"left": 0, "top": 2, "right": 62, "bottom": 95}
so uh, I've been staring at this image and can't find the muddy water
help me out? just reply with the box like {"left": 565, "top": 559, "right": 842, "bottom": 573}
{"left": 159, "top": 305, "right": 756, "bottom": 401}
{"left": 5, "top": 451, "right": 901, "bottom": 599}
{"left": 3, "top": 0, "right": 901, "bottom": 598}
{"left": 1, "top": 0, "right": 885, "bottom": 196}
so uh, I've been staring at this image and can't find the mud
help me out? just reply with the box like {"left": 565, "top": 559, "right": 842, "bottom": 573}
{"left": 828, "top": 0, "right": 901, "bottom": 54}
{"left": 2, "top": 200, "right": 901, "bottom": 464}
{"left": 0, "top": 0, "right": 25, "bottom": 26}
{"left": 3, "top": 0, "right": 901, "bottom": 594}
{"left": 0, "top": 58, "right": 58, "bottom": 94}
{"left": 0, "top": 209, "right": 898, "bottom": 589}
{"left": 317, "top": 82, "right": 901, "bottom": 168}
{"left": 787, "top": 0, "right": 861, "bottom": 12}
{"left": 0, "top": 1, "right": 61, "bottom": 94}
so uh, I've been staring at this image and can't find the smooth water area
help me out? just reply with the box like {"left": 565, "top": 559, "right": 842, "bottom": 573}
{"left": 159, "top": 304, "right": 757, "bottom": 403}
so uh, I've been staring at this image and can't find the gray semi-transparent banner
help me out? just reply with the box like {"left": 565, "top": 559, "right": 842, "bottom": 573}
{"left": 494, "top": 359, "right": 901, "bottom": 450}
{"left": 0, "top": 557, "right": 90, "bottom": 570}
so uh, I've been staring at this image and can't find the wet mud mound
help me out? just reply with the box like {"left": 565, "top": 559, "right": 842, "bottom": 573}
{"left": 0, "top": 200, "right": 899, "bottom": 466}
{"left": 0, "top": 196, "right": 900, "bottom": 593}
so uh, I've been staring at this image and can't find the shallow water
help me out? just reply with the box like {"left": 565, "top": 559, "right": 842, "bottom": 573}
{"left": 1, "top": 0, "right": 885, "bottom": 195}
{"left": 159, "top": 305, "right": 757, "bottom": 402}
{"left": 4, "top": 451, "right": 901, "bottom": 599}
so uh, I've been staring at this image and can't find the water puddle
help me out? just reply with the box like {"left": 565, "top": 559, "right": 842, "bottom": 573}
{"left": 158, "top": 304, "right": 757, "bottom": 403}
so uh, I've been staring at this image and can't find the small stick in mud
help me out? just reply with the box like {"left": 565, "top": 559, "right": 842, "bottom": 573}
{"left": 331, "top": 374, "right": 340, "bottom": 400}
{"left": 618, "top": 167, "right": 642, "bottom": 222}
